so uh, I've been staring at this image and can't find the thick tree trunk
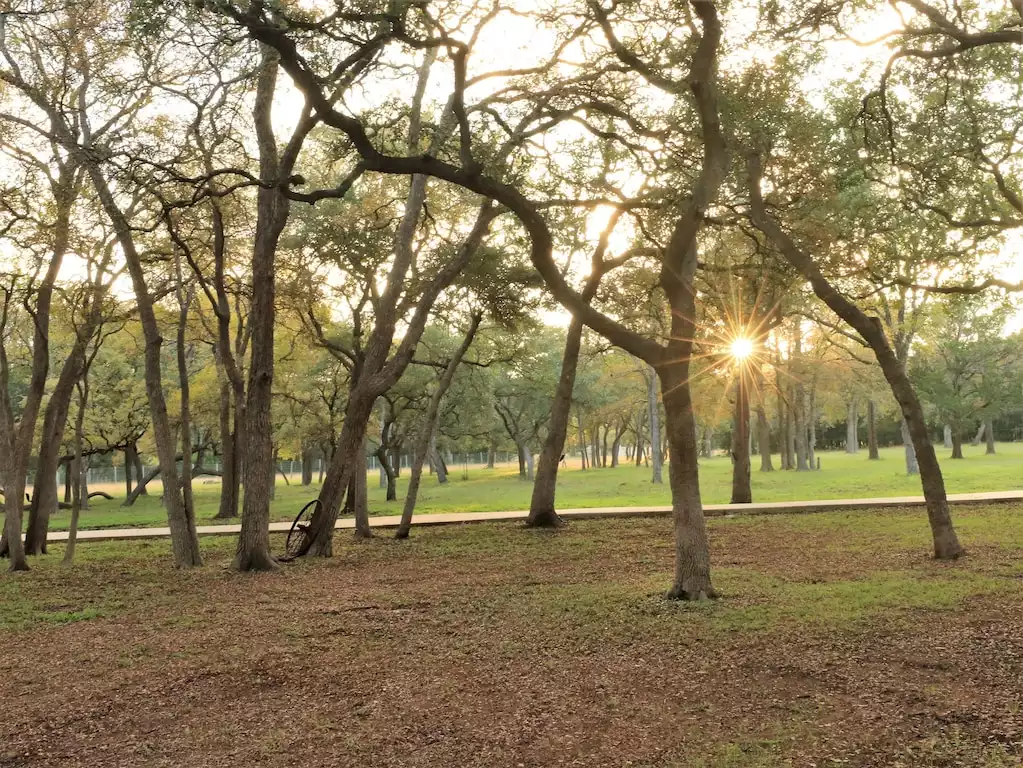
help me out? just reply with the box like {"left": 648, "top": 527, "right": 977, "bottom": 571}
{"left": 985, "top": 419, "right": 996, "bottom": 454}
{"left": 846, "top": 401, "right": 859, "bottom": 453}
{"left": 646, "top": 367, "right": 663, "bottom": 484}
{"left": 950, "top": 433, "right": 964, "bottom": 459}
{"left": 867, "top": 399, "right": 880, "bottom": 460}
{"left": 234, "top": 50, "right": 296, "bottom": 572}
{"left": 660, "top": 363, "right": 716, "bottom": 600}
{"left": 730, "top": 370, "right": 752, "bottom": 503}
{"left": 611, "top": 426, "right": 623, "bottom": 467}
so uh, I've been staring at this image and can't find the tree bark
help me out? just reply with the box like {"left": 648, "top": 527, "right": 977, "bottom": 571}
{"left": 985, "top": 419, "right": 996, "bottom": 454}
{"left": 84, "top": 161, "right": 201, "bottom": 569}
{"left": 867, "top": 399, "right": 880, "bottom": 460}
{"left": 901, "top": 420, "right": 919, "bottom": 476}
{"left": 646, "top": 366, "right": 664, "bottom": 484}
{"left": 846, "top": 401, "right": 859, "bottom": 453}
{"left": 950, "top": 432, "right": 964, "bottom": 459}
{"left": 63, "top": 378, "right": 90, "bottom": 566}
{"left": 943, "top": 424, "right": 953, "bottom": 449}
{"left": 730, "top": 369, "right": 752, "bottom": 503}
{"left": 214, "top": 382, "right": 239, "bottom": 519}
{"left": 529, "top": 314, "right": 586, "bottom": 526}
{"left": 396, "top": 315, "right": 480, "bottom": 538}
{"left": 971, "top": 421, "right": 985, "bottom": 446}
{"left": 748, "top": 155, "right": 962, "bottom": 559}
{"left": 24, "top": 328, "right": 92, "bottom": 555}
{"left": 234, "top": 49, "right": 299, "bottom": 572}
{"left": 756, "top": 405, "right": 773, "bottom": 472}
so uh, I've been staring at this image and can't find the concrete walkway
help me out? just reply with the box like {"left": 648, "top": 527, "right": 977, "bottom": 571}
{"left": 45, "top": 490, "right": 1023, "bottom": 543}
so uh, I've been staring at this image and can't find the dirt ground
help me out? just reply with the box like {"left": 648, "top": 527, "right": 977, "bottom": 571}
{"left": 2, "top": 507, "right": 1022, "bottom": 767}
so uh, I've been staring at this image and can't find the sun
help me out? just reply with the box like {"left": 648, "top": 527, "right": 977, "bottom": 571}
{"left": 730, "top": 337, "right": 754, "bottom": 361}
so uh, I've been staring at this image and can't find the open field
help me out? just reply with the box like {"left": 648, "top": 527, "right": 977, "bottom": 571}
{"left": 15, "top": 442, "right": 1023, "bottom": 532}
{"left": 3, "top": 504, "right": 1023, "bottom": 766}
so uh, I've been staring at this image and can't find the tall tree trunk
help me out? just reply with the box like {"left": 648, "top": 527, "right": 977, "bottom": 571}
{"left": 524, "top": 448, "right": 535, "bottom": 482}
{"left": 431, "top": 436, "right": 449, "bottom": 484}
{"left": 486, "top": 440, "right": 496, "bottom": 469}
{"left": 530, "top": 312, "right": 598, "bottom": 527}
{"left": 601, "top": 425, "right": 610, "bottom": 468}
{"left": 646, "top": 367, "right": 663, "bottom": 484}
{"left": 175, "top": 268, "right": 196, "bottom": 532}
{"left": 125, "top": 446, "right": 133, "bottom": 498}
{"left": 748, "top": 159, "right": 962, "bottom": 559}
{"left": 985, "top": 419, "right": 996, "bottom": 454}
{"left": 756, "top": 405, "right": 773, "bottom": 472}
{"left": 63, "top": 379, "right": 90, "bottom": 566}
{"left": 24, "top": 329, "right": 91, "bottom": 555}
{"left": 517, "top": 443, "right": 527, "bottom": 477}
{"left": 730, "top": 369, "right": 752, "bottom": 503}
{"left": 84, "top": 158, "right": 201, "bottom": 569}
{"left": 846, "top": 401, "right": 859, "bottom": 453}
{"left": 867, "top": 399, "right": 880, "bottom": 460}
{"left": 943, "top": 424, "right": 953, "bottom": 449}
{"left": 214, "top": 382, "right": 238, "bottom": 519}
{"left": 234, "top": 49, "right": 294, "bottom": 572}
{"left": 611, "top": 426, "right": 623, "bottom": 468}
{"left": 396, "top": 317, "right": 480, "bottom": 537}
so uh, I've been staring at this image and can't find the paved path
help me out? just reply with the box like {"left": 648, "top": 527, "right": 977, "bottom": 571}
{"left": 45, "top": 490, "right": 1023, "bottom": 543}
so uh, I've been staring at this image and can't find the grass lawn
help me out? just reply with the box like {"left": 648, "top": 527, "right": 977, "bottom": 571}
{"left": 22, "top": 442, "right": 1023, "bottom": 532}
{"left": 2, "top": 504, "right": 1023, "bottom": 766}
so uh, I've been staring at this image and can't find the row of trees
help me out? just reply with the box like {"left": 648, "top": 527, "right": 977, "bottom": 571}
{"left": 0, "top": 0, "right": 1020, "bottom": 598}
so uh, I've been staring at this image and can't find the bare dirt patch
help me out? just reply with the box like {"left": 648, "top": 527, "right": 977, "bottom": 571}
{"left": 2, "top": 510, "right": 1022, "bottom": 767}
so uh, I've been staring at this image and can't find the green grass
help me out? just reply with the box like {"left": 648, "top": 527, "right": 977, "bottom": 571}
{"left": 14, "top": 442, "right": 1023, "bottom": 531}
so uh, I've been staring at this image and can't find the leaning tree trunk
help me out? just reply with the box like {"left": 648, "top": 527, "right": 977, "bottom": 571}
{"left": 529, "top": 314, "right": 587, "bottom": 527}
{"left": 24, "top": 332, "right": 90, "bottom": 555}
{"left": 971, "top": 421, "right": 985, "bottom": 446}
{"left": 867, "top": 399, "right": 880, "bottom": 460}
{"left": 430, "top": 437, "right": 449, "bottom": 485}
{"left": 730, "top": 369, "right": 752, "bottom": 503}
{"left": 748, "top": 159, "right": 962, "bottom": 559}
{"left": 396, "top": 315, "right": 480, "bottom": 538}
{"left": 985, "top": 419, "right": 996, "bottom": 454}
